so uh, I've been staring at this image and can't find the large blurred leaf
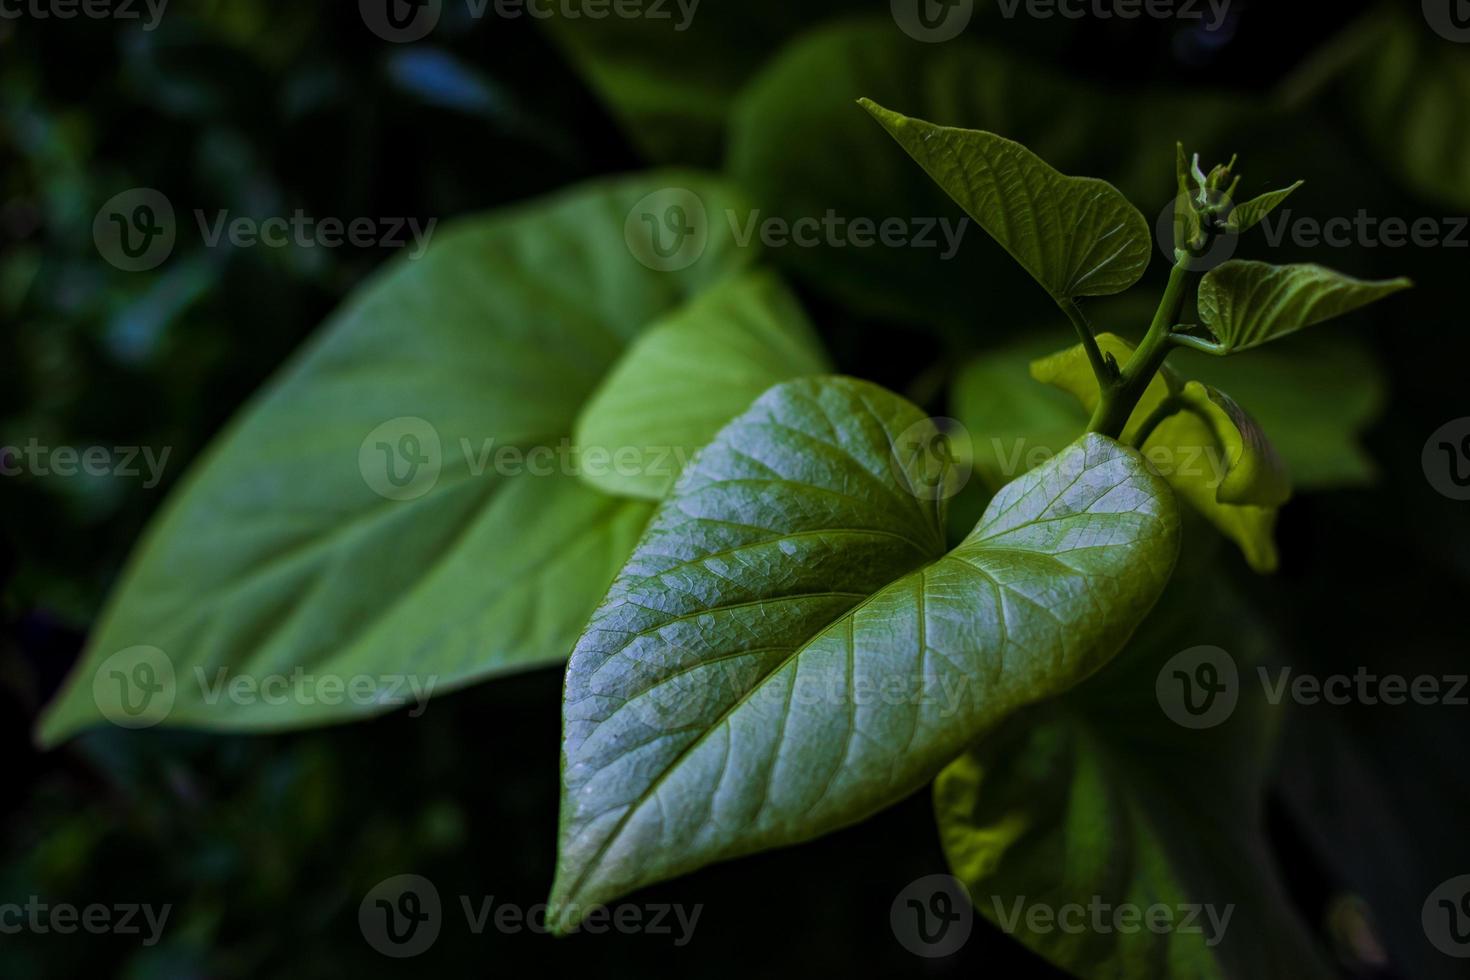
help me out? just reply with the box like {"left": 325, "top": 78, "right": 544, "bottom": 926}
{"left": 1345, "top": 7, "right": 1470, "bottom": 211}
{"left": 1175, "top": 338, "right": 1384, "bottom": 490}
{"left": 862, "top": 100, "right": 1152, "bottom": 302}
{"left": 935, "top": 560, "right": 1335, "bottom": 979}
{"left": 728, "top": 20, "right": 1249, "bottom": 333}
{"left": 539, "top": 1, "right": 853, "bottom": 165}
{"left": 1197, "top": 261, "right": 1411, "bottom": 354}
{"left": 550, "top": 378, "right": 1179, "bottom": 924}
{"left": 38, "top": 172, "right": 754, "bottom": 744}
{"left": 574, "top": 269, "right": 829, "bottom": 500}
{"left": 950, "top": 336, "right": 1086, "bottom": 491}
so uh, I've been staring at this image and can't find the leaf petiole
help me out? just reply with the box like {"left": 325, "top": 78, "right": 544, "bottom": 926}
{"left": 1088, "top": 260, "right": 1194, "bottom": 439}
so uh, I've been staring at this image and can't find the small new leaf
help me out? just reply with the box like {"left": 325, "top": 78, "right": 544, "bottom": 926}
{"left": 551, "top": 377, "right": 1179, "bottom": 926}
{"left": 860, "top": 98, "right": 1152, "bottom": 302}
{"left": 1225, "top": 181, "right": 1303, "bottom": 234}
{"left": 1198, "top": 261, "right": 1411, "bottom": 354}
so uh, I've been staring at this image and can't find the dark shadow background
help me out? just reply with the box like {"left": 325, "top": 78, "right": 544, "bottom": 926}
{"left": 2, "top": 0, "right": 1468, "bottom": 976}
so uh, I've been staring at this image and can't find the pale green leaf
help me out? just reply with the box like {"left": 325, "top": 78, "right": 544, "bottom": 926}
{"left": 1197, "top": 261, "right": 1411, "bottom": 354}
{"left": 550, "top": 377, "right": 1179, "bottom": 925}
{"left": 38, "top": 172, "right": 755, "bottom": 745}
{"left": 574, "top": 269, "right": 829, "bottom": 500}
{"left": 861, "top": 99, "right": 1152, "bottom": 302}
{"left": 1177, "top": 381, "right": 1291, "bottom": 508}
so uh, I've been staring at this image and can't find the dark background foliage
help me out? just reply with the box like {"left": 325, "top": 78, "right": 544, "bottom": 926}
{"left": 2, "top": 0, "right": 1467, "bottom": 976}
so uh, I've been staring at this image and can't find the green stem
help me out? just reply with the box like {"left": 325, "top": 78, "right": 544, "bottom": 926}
{"left": 1059, "top": 298, "right": 1114, "bottom": 387}
{"left": 1130, "top": 396, "right": 1184, "bottom": 449}
{"left": 1170, "top": 332, "right": 1226, "bottom": 356}
{"left": 1087, "top": 260, "right": 1194, "bottom": 439}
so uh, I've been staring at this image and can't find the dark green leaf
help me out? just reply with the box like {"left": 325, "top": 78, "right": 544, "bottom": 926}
{"left": 1198, "top": 261, "right": 1411, "bottom": 354}
{"left": 861, "top": 99, "right": 1152, "bottom": 302}
{"left": 540, "top": 1, "right": 852, "bottom": 164}
{"left": 935, "top": 562, "right": 1336, "bottom": 979}
{"left": 1225, "top": 181, "right": 1303, "bottom": 234}
{"left": 1345, "top": 8, "right": 1470, "bottom": 211}
{"left": 726, "top": 21, "right": 1250, "bottom": 331}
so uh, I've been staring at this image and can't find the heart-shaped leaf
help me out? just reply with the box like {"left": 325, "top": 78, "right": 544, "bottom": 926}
{"left": 860, "top": 99, "right": 1152, "bottom": 302}
{"left": 1031, "top": 334, "right": 1282, "bottom": 572}
{"left": 38, "top": 173, "right": 755, "bottom": 745}
{"left": 574, "top": 269, "right": 830, "bottom": 500}
{"left": 550, "top": 377, "right": 1180, "bottom": 925}
{"left": 1197, "top": 261, "right": 1411, "bottom": 355}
